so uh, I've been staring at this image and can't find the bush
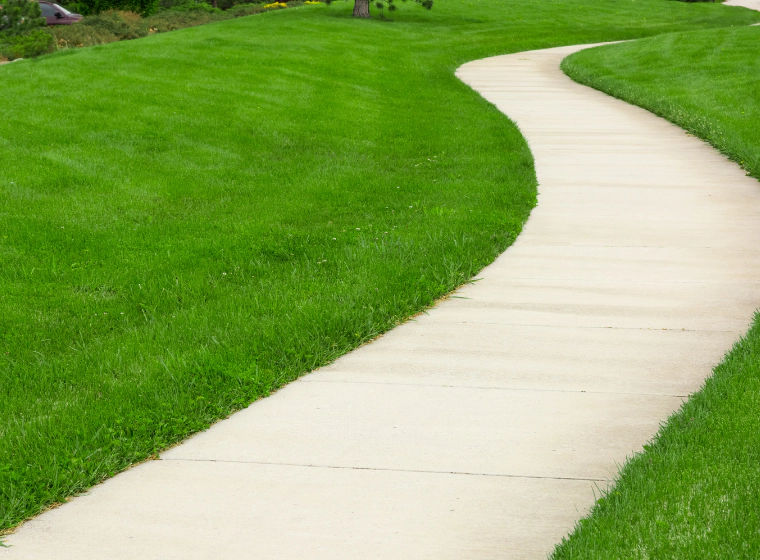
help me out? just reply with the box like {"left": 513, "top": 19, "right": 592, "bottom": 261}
{"left": 48, "top": 5, "right": 236, "bottom": 50}
{"left": 0, "top": 27, "right": 54, "bottom": 59}
{"left": 0, "top": 0, "right": 46, "bottom": 36}
{"left": 166, "top": 1, "right": 220, "bottom": 11}
{"left": 143, "top": 4, "right": 225, "bottom": 30}
{"left": 0, "top": 0, "right": 49, "bottom": 59}
{"left": 215, "top": 0, "right": 263, "bottom": 11}
{"left": 79, "top": 10, "right": 146, "bottom": 39}
{"left": 39, "top": 0, "right": 292, "bottom": 54}
{"left": 49, "top": 19, "right": 120, "bottom": 47}
{"left": 226, "top": 2, "right": 264, "bottom": 14}
{"left": 48, "top": 10, "right": 145, "bottom": 49}
{"left": 157, "top": 0, "right": 195, "bottom": 9}
{"left": 64, "top": 0, "right": 159, "bottom": 17}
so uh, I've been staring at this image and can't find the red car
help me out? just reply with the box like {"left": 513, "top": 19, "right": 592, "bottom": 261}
{"left": 38, "top": 1, "right": 83, "bottom": 25}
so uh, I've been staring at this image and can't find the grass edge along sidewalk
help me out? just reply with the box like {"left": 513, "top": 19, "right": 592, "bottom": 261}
{"left": 1, "top": 0, "right": 758, "bottom": 537}
{"left": 552, "top": 313, "right": 760, "bottom": 559}
{"left": 561, "top": 26, "right": 760, "bottom": 181}
{"left": 553, "top": 28, "right": 760, "bottom": 558}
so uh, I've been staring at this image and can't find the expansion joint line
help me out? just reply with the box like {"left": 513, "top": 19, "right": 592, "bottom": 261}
{"left": 300, "top": 379, "right": 689, "bottom": 399}
{"left": 160, "top": 457, "right": 606, "bottom": 483}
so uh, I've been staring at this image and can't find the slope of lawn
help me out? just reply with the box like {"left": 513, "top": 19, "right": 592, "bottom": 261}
{"left": 1, "top": 0, "right": 758, "bottom": 533}
{"left": 553, "top": 27, "right": 760, "bottom": 559}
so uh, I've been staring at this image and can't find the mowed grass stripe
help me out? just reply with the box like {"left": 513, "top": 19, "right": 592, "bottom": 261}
{"left": 1, "top": 0, "right": 757, "bottom": 532}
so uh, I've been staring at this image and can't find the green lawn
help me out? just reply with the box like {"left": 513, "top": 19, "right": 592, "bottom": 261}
{"left": 1, "top": 0, "right": 757, "bottom": 534}
{"left": 552, "top": 26, "right": 760, "bottom": 559}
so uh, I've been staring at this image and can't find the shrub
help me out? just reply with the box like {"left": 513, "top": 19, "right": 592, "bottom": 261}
{"left": 48, "top": 19, "right": 119, "bottom": 47}
{"left": 79, "top": 10, "right": 146, "bottom": 39}
{"left": 214, "top": 0, "right": 263, "bottom": 11}
{"left": 0, "top": 0, "right": 50, "bottom": 59}
{"left": 0, "top": 27, "right": 54, "bottom": 59}
{"left": 143, "top": 4, "right": 225, "bottom": 31}
{"left": 47, "top": 9, "right": 146, "bottom": 49}
{"left": 64, "top": 0, "right": 159, "bottom": 17}
{"left": 0, "top": 0, "right": 46, "bottom": 36}
{"left": 158, "top": 0, "right": 195, "bottom": 9}
{"left": 166, "top": 1, "right": 219, "bottom": 11}
{"left": 226, "top": 2, "right": 264, "bottom": 14}
{"left": 35, "top": 0, "right": 293, "bottom": 55}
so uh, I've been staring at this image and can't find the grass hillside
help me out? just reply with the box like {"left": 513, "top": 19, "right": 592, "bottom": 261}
{"left": 554, "top": 25, "right": 760, "bottom": 559}
{"left": 1, "top": 0, "right": 757, "bottom": 533}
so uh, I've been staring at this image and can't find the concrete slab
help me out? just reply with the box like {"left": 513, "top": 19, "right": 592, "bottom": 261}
{"left": 430, "top": 279, "right": 760, "bottom": 331}
{"left": 522, "top": 212, "right": 760, "bottom": 249}
{"left": 314, "top": 323, "right": 737, "bottom": 395}
{"left": 535, "top": 185, "right": 760, "bottom": 219}
{"left": 479, "top": 245, "right": 760, "bottom": 284}
{"left": 4, "top": 41, "right": 760, "bottom": 560}
{"left": 163, "top": 379, "right": 680, "bottom": 480}
{"left": 1, "top": 461, "right": 594, "bottom": 560}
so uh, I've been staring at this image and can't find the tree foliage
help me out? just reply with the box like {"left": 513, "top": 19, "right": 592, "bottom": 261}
{"left": 0, "top": 0, "right": 46, "bottom": 37}
{"left": 64, "top": 0, "right": 159, "bottom": 17}
{"left": 375, "top": 0, "right": 432, "bottom": 14}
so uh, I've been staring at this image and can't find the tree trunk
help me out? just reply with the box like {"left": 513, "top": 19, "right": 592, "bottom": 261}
{"left": 352, "top": 0, "right": 370, "bottom": 18}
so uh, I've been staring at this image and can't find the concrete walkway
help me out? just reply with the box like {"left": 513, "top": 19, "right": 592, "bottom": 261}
{"left": 4, "top": 45, "right": 760, "bottom": 560}
{"left": 725, "top": 0, "right": 760, "bottom": 11}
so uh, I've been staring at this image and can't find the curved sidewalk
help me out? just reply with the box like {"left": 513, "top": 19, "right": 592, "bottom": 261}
{"left": 725, "top": 0, "right": 760, "bottom": 10}
{"left": 4, "top": 45, "right": 760, "bottom": 559}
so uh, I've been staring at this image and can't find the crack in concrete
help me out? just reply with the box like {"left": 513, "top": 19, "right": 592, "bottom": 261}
{"left": 299, "top": 378, "right": 689, "bottom": 398}
{"left": 420, "top": 321, "right": 740, "bottom": 334}
{"left": 160, "top": 457, "right": 608, "bottom": 483}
